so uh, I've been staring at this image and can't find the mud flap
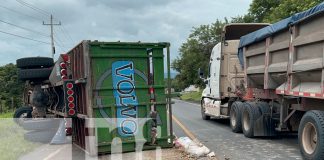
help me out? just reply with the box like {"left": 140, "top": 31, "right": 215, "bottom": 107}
{"left": 253, "top": 114, "right": 276, "bottom": 136}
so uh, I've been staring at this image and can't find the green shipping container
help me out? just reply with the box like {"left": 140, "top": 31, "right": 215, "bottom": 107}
{"left": 68, "top": 41, "right": 173, "bottom": 154}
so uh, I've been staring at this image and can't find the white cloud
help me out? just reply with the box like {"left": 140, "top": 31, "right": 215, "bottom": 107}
{"left": 0, "top": 0, "right": 252, "bottom": 68}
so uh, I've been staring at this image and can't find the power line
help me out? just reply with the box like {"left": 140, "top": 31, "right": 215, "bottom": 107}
{"left": 15, "top": 0, "right": 50, "bottom": 16}
{"left": 53, "top": 29, "right": 68, "bottom": 50}
{"left": 0, "top": 30, "right": 50, "bottom": 44}
{"left": 52, "top": 16, "right": 75, "bottom": 43}
{"left": 59, "top": 25, "right": 74, "bottom": 43}
{"left": 54, "top": 39, "right": 66, "bottom": 53}
{"left": 0, "top": 19, "right": 49, "bottom": 37}
{"left": 0, "top": 4, "right": 42, "bottom": 21}
{"left": 12, "top": 0, "right": 73, "bottom": 57}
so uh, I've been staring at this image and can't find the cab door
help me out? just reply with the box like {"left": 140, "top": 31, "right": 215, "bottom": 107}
{"left": 209, "top": 43, "right": 221, "bottom": 99}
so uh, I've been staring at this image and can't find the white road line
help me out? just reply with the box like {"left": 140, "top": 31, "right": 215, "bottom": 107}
{"left": 173, "top": 99, "right": 200, "bottom": 107}
{"left": 43, "top": 145, "right": 69, "bottom": 160}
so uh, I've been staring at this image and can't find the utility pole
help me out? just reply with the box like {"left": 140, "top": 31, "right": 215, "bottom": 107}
{"left": 43, "top": 14, "right": 61, "bottom": 59}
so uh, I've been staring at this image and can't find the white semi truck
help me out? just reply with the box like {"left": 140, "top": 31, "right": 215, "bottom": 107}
{"left": 200, "top": 3, "right": 324, "bottom": 159}
{"left": 199, "top": 23, "right": 267, "bottom": 121}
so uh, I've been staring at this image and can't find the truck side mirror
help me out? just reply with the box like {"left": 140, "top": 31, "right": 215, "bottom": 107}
{"left": 198, "top": 68, "right": 204, "bottom": 78}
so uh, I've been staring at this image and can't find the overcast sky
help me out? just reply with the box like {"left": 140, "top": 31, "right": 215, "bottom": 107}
{"left": 0, "top": 0, "right": 252, "bottom": 69}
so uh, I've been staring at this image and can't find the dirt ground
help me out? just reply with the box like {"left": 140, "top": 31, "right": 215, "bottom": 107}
{"left": 19, "top": 141, "right": 217, "bottom": 160}
{"left": 99, "top": 148, "right": 218, "bottom": 160}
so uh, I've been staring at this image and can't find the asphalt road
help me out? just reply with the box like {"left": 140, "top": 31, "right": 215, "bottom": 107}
{"left": 172, "top": 99, "right": 302, "bottom": 160}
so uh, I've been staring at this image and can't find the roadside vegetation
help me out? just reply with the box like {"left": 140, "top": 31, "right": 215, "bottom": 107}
{"left": 180, "top": 91, "right": 202, "bottom": 103}
{"left": 0, "top": 112, "right": 13, "bottom": 118}
{"left": 171, "top": 0, "right": 322, "bottom": 91}
{"left": 0, "top": 63, "right": 24, "bottom": 114}
{"left": 0, "top": 118, "right": 40, "bottom": 160}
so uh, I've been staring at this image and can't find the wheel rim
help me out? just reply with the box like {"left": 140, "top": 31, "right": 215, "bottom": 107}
{"left": 19, "top": 113, "right": 27, "bottom": 118}
{"left": 243, "top": 110, "right": 250, "bottom": 131}
{"left": 230, "top": 110, "right": 236, "bottom": 127}
{"left": 18, "top": 113, "right": 28, "bottom": 124}
{"left": 302, "top": 122, "right": 317, "bottom": 154}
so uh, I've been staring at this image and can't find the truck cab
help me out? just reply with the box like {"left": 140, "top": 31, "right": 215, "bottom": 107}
{"left": 200, "top": 23, "right": 268, "bottom": 120}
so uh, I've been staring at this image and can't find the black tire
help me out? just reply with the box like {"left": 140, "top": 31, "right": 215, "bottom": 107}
{"left": 242, "top": 102, "right": 261, "bottom": 138}
{"left": 17, "top": 57, "right": 54, "bottom": 69}
{"left": 24, "top": 130, "right": 57, "bottom": 143}
{"left": 18, "top": 68, "right": 52, "bottom": 80}
{"left": 13, "top": 106, "right": 32, "bottom": 125}
{"left": 21, "top": 118, "right": 61, "bottom": 130}
{"left": 257, "top": 101, "right": 270, "bottom": 114}
{"left": 298, "top": 110, "right": 324, "bottom": 160}
{"left": 230, "top": 101, "right": 243, "bottom": 133}
{"left": 201, "top": 99, "right": 210, "bottom": 120}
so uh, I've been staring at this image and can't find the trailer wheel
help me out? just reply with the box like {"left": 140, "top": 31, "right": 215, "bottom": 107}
{"left": 242, "top": 102, "right": 261, "bottom": 138}
{"left": 24, "top": 130, "right": 57, "bottom": 143}
{"left": 13, "top": 106, "right": 32, "bottom": 125}
{"left": 257, "top": 101, "right": 270, "bottom": 114}
{"left": 299, "top": 110, "right": 324, "bottom": 160}
{"left": 18, "top": 68, "right": 52, "bottom": 80}
{"left": 230, "top": 101, "right": 243, "bottom": 133}
{"left": 17, "top": 57, "right": 54, "bottom": 69}
{"left": 201, "top": 99, "right": 210, "bottom": 120}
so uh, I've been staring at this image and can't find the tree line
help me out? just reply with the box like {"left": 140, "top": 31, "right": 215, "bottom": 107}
{"left": 171, "top": 0, "right": 322, "bottom": 91}
{"left": 0, "top": 63, "right": 24, "bottom": 113}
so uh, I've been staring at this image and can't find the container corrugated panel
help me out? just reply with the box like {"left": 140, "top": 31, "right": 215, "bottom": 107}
{"left": 68, "top": 41, "right": 172, "bottom": 153}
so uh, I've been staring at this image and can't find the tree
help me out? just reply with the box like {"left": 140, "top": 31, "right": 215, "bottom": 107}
{"left": 231, "top": 0, "right": 322, "bottom": 23}
{"left": 231, "top": 14, "right": 255, "bottom": 23}
{"left": 264, "top": 0, "right": 323, "bottom": 23}
{"left": 0, "top": 63, "right": 24, "bottom": 112}
{"left": 172, "top": 20, "right": 226, "bottom": 90}
{"left": 248, "top": 0, "right": 281, "bottom": 23}
{"left": 173, "top": 0, "right": 323, "bottom": 91}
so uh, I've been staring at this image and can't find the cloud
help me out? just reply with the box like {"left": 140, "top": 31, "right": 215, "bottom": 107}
{"left": 0, "top": 0, "right": 252, "bottom": 70}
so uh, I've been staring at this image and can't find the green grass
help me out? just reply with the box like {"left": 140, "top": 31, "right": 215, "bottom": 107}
{"left": 0, "top": 112, "right": 13, "bottom": 118}
{"left": 0, "top": 117, "right": 41, "bottom": 160}
{"left": 180, "top": 90, "right": 202, "bottom": 103}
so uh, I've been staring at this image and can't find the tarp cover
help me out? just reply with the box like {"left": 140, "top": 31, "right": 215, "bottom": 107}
{"left": 238, "top": 2, "right": 324, "bottom": 67}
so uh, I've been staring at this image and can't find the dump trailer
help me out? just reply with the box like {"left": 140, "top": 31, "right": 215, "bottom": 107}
{"left": 229, "top": 2, "right": 324, "bottom": 160}
{"left": 14, "top": 41, "right": 173, "bottom": 154}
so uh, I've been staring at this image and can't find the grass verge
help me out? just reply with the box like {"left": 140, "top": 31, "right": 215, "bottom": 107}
{"left": 180, "top": 91, "right": 202, "bottom": 103}
{"left": 0, "top": 115, "right": 41, "bottom": 160}
{"left": 0, "top": 112, "right": 13, "bottom": 118}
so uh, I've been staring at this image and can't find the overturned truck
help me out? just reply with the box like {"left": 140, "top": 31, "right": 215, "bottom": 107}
{"left": 14, "top": 41, "right": 173, "bottom": 154}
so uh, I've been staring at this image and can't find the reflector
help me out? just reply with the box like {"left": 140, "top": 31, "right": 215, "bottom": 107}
{"left": 68, "top": 103, "right": 75, "bottom": 108}
{"left": 60, "top": 62, "right": 66, "bottom": 68}
{"left": 67, "top": 96, "right": 74, "bottom": 102}
{"left": 67, "top": 90, "right": 74, "bottom": 95}
{"left": 61, "top": 69, "right": 67, "bottom": 75}
{"left": 66, "top": 83, "right": 73, "bottom": 89}
{"left": 68, "top": 109, "right": 75, "bottom": 115}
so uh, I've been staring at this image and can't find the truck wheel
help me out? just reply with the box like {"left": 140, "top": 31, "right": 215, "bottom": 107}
{"left": 242, "top": 102, "right": 261, "bottom": 138}
{"left": 18, "top": 68, "right": 52, "bottom": 80}
{"left": 13, "top": 106, "right": 32, "bottom": 125}
{"left": 230, "top": 101, "right": 243, "bottom": 133}
{"left": 257, "top": 101, "right": 270, "bottom": 114}
{"left": 299, "top": 110, "right": 324, "bottom": 160}
{"left": 17, "top": 57, "right": 54, "bottom": 69}
{"left": 201, "top": 99, "right": 210, "bottom": 120}
{"left": 24, "top": 130, "right": 57, "bottom": 143}
{"left": 21, "top": 119, "right": 61, "bottom": 130}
